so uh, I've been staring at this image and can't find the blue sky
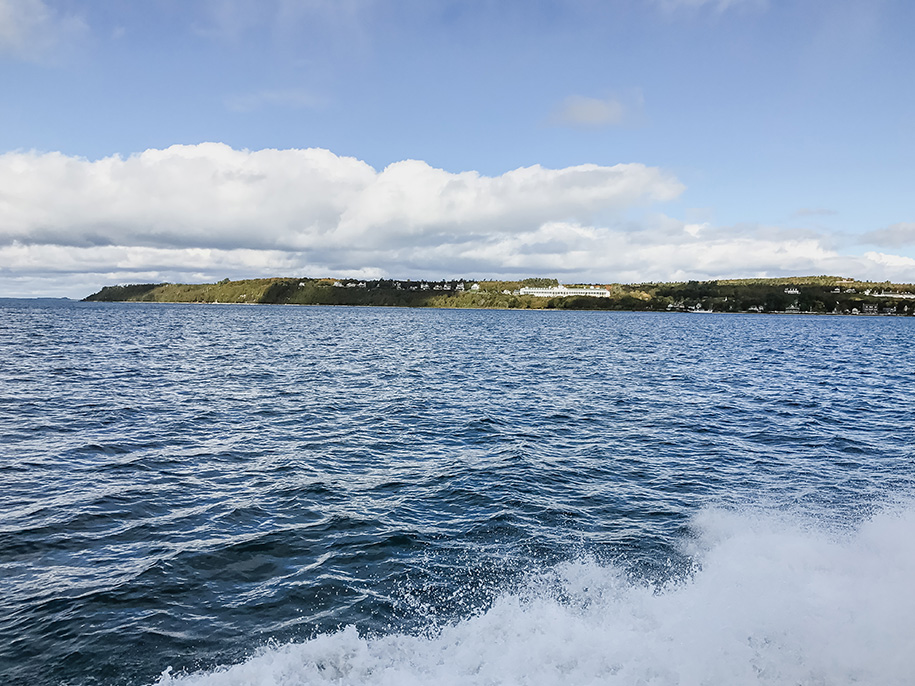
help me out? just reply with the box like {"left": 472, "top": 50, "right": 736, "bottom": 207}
{"left": 1, "top": 0, "right": 913, "bottom": 297}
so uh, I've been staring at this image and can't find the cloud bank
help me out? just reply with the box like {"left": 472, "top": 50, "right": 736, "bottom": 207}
{"left": 0, "top": 143, "right": 911, "bottom": 297}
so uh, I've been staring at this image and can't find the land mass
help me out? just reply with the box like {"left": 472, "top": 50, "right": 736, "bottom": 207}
{"left": 84, "top": 276, "right": 915, "bottom": 315}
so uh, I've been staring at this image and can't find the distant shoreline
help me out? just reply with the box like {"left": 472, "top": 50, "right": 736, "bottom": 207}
{"left": 83, "top": 276, "right": 915, "bottom": 316}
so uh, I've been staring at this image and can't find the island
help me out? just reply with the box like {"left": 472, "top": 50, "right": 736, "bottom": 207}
{"left": 84, "top": 276, "right": 915, "bottom": 315}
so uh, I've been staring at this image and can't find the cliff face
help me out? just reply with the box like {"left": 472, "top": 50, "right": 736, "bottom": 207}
{"left": 84, "top": 276, "right": 915, "bottom": 314}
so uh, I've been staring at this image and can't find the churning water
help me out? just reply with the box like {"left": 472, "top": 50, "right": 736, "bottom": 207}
{"left": 1, "top": 300, "right": 913, "bottom": 685}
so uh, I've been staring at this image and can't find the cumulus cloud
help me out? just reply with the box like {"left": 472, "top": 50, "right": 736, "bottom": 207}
{"left": 0, "top": 143, "right": 682, "bottom": 253}
{"left": 1, "top": 143, "right": 912, "bottom": 297}
{"left": 0, "top": 0, "right": 87, "bottom": 62}
{"left": 863, "top": 251, "right": 915, "bottom": 269}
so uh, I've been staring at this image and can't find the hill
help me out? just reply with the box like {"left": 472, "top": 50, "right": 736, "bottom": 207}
{"left": 84, "top": 276, "right": 915, "bottom": 315}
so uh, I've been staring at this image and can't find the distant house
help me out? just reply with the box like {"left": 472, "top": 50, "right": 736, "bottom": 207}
{"left": 784, "top": 287, "right": 800, "bottom": 295}
{"left": 470, "top": 283, "right": 480, "bottom": 291}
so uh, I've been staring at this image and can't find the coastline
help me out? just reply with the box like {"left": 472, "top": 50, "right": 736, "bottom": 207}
{"left": 82, "top": 276, "right": 915, "bottom": 317}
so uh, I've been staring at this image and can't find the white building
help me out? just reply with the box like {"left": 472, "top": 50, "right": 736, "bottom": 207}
{"left": 519, "top": 284, "right": 611, "bottom": 298}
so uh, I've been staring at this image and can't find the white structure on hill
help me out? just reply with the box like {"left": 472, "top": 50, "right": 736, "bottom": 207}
{"left": 519, "top": 284, "right": 611, "bottom": 298}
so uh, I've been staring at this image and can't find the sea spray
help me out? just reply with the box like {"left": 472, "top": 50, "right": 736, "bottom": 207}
{"left": 156, "top": 503, "right": 915, "bottom": 685}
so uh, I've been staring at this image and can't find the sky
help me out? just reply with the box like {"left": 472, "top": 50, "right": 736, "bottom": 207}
{"left": 0, "top": 0, "right": 913, "bottom": 297}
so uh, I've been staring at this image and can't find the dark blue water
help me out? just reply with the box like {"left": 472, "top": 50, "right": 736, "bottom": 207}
{"left": 2, "top": 300, "right": 914, "bottom": 685}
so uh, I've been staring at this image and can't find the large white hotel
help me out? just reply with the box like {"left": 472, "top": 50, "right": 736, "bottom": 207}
{"left": 518, "top": 284, "right": 611, "bottom": 298}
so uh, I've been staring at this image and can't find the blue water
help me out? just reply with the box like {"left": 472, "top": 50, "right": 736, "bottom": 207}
{"left": 1, "top": 300, "right": 914, "bottom": 685}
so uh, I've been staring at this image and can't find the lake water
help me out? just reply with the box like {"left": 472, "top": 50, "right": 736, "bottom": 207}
{"left": 2, "top": 300, "right": 914, "bottom": 685}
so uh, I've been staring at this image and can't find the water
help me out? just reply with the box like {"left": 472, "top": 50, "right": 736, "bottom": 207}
{"left": 1, "top": 300, "right": 913, "bottom": 685}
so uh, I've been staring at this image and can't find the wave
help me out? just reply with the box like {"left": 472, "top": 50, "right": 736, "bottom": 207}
{"left": 155, "top": 502, "right": 915, "bottom": 685}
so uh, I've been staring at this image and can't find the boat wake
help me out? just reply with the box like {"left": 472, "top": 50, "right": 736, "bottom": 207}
{"left": 155, "top": 502, "right": 915, "bottom": 685}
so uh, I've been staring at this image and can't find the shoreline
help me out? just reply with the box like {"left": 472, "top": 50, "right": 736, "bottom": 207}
{"left": 82, "top": 276, "right": 915, "bottom": 317}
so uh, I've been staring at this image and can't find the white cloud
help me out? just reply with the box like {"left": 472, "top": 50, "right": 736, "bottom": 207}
{"left": 683, "top": 223, "right": 708, "bottom": 237}
{"left": 0, "top": 143, "right": 682, "bottom": 254}
{"left": 1, "top": 143, "right": 912, "bottom": 297}
{"left": 551, "top": 96, "right": 627, "bottom": 129}
{"left": 0, "top": 0, "right": 87, "bottom": 62}
{"left": 862, "top": 251, "right": 915, "bottom": 270}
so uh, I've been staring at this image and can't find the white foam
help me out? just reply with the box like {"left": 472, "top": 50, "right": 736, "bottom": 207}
{"left": 156, "top": 503, "right": 915, "bottom": 685}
